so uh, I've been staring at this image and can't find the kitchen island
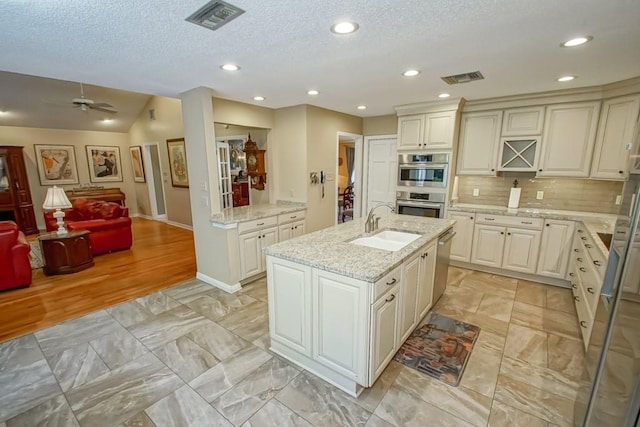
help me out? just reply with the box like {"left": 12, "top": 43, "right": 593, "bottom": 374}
{"left": 264, "top": 214, "right": 454, "bottom": 396}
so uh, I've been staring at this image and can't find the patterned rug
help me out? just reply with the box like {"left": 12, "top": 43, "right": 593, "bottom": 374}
{"left": 29, "top": 241, "right": 44, "bottom": 269}
{"left": 393, "top": 313, "right": 480, "bottom": 386}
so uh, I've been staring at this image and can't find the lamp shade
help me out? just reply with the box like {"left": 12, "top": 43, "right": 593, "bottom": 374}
{"left": 42, "top": 186, "right": 72, "bottom": 210}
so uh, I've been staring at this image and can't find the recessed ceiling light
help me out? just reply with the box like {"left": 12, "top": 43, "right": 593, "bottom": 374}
{"left": 561, "top": 36, "right": 593, "bottom": 47}
{"left": 331, "top": 21, "right": 359, "bottom": 34}
{"left": 101, "top": 118, "right": 113, "bottom": 123}
{"left": 221, "top": 64, "right": 240, "bottom": 71}
{"left": 0, "top": 110, "right": 8, "bottom": 116}
{"left": 438, "top": 93, "right": 451, "bottom": 98}
{"left": 403, "top": 69, "right": 420, "bottom": 77}
{"left": 253, "top": 96, "right": 265, "bottom": 101}
{"left": 557, "top": 75, "right": 576, "bottom": 82}
{"left": 307, "top": 90, "right": 319, "bottom": 95}
{"left": 357, "top": 105, "right": 367, "bottom": 110}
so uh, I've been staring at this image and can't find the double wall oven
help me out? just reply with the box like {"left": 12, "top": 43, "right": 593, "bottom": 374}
{"left": 396, "top": 152, "right": 449, "bottom": 219}
{"left": 396, "top": 191, "right": 446, "bottom": 218}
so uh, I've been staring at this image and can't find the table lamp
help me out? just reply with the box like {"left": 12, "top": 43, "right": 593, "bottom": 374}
{"left": 42, "top": 185, "right": 72, "bottom": 234}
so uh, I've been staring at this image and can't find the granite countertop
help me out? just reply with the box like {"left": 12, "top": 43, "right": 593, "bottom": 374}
{"left": 264, "top": 214, "right": 455, "bottom": 282}
{"left": 449, "top": 203, "right": 616, "bottom": 259}
{"left": 211, "top": 202, "right": 306, "bottom": 226}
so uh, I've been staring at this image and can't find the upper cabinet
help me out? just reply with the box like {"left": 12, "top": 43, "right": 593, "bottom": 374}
{"left": 456, "top": 111, "right": 502, "bottom": 175}
{"left": 590, "top": 95, "right": 640, "bottom": 180}
{"left": 537, "top": 101, "right": 601, "bottom": 177}
{"left": 501, "top": 107, "right": 545, "bottom": 136}
{"left": 398, "top": 112, "right": 455, "bottom": 150}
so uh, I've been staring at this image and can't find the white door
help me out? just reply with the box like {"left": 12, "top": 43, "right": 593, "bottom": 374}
{"left": 449, "top": 212, "right": 475, "bottom": 262}
{"left": 471, "top": 224, "right": 505, "bottom": 267}
{"left": 142, "top": 143, "right": 168, "bottom": 221}
{"left": 502, "top": 228, "right": 541, "bottom": 274}
{"left": 416, "top": 242, "right": 436, "bottom": 321}
{"left": 457, "top": 111, "right": 503, "bottom": 175}
{"left": 369, "top": 287, "right": 400, "bottom": 383}
{"left": 267, "top": 258, "right": 312, "bottom": 356}
{"left": 366, "top": 137, "right": 397, "bottom": 214}
{"left": 239, "top": 231, "right": 261, "bottom": 279}
{"left": 398, "top": 252, "right": 420, "bottom": 343}
{"left": 537, "top": 219, "right": 575, "bottom": 279}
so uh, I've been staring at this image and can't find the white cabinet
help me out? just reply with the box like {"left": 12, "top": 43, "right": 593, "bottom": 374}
{"left": 502, "top": 106, "right": 545, "bottom": 136}
{"left": 457, "top": 111, "right": 503, "bottom": 175}
{"left": 502, "top": 228, "right": 541, "bottom": 274}
{"left": 239, "top": 226, "right": 278, "bottom": 279}
{"left": 538, "top": 101, "right": 601, "bottom": 177}
{"left": 312, "top": 269, "right": 369, "bottom": 383}
{"left": 448, "top": 211, "right": 475, "bottom": 262}
{"left": 471, "top": 224, "right": 505, "bottom": 268}
{"left": 267, "top": 258, "right": 312, "bottom": 356}
{"left": 416, "top": 242, "right": 436, "bottom": 320}
{"left": 279, "top": 220, "right": 305, "bottom": 242}
{"left": 398, "top": 112, "right": 455, "bottom": 150}
{"left": 398, "top": 252, "right": 420, "bottom": 343}
{"left": 497, "top": 136, "right": 540, "bottom": 172}
{"left": 536, "top": 219, "right": 575, "bottom": 279}
{"left": 369, "top": 285, "right": 400, "bottom": 380}
{"left": 590, "top": 95, "right": 640, "bottom": 180}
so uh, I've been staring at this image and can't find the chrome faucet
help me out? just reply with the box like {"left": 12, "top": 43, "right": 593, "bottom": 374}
{"left": 365, "top": 203, "right": 396, "bottom": 233}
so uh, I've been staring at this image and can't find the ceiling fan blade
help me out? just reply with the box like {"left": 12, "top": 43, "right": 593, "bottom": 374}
{"left": 89, "top": 105, "right": 117, "bottom": 114}
{"left": 91, "top": 102, "right": 113, "bottom": 109}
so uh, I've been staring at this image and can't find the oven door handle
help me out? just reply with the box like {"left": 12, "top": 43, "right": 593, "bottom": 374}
{"left": 399, "top": 164, "right": 448, "bottom": 170}
{"left": 397, "top": 201, "right": 444, "bottom": 209}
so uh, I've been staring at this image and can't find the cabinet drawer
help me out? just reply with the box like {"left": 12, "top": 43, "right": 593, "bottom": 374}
{"left": 238, "top": 216, "right": 278, "bottom": 234}
{"left": 373, "top": 265, "right": 402, "bottom": 303}
{"left": 278, "top": 210, "right": 306, "bottom": 225}
{"left": 573, "top": 283, "right": 593, "bottom": 350}
{"left": 575, "top": 227, "right": 606, "bottom": 279}
{"left": 576, "top": 261, "right": 601, "bottom": 313}
{"left": 475, "top": 214, "right": 543, "bottom": 230}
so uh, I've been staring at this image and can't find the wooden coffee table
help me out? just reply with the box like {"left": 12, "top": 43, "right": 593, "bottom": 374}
{"left": 39, "top": 230, "right": 94, "bottom": 275}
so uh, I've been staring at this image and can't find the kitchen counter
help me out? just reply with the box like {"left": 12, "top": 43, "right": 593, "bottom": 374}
{"left": 449, "top": 203, "right": 616, "bottom": 259}
{"left": 210, "top": 202, "right": 306, "bottom": 226}
{"left": 264, "top": 213, "right": 454, "bottom": 282}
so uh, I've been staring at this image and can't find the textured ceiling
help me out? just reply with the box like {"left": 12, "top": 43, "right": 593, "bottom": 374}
{"left": 0, "top": 0, "right": 639, "bottom": 131}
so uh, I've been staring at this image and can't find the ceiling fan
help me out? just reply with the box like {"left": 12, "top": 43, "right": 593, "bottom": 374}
{"left": 70, "top": 83, "right": 117, "bottom": 114}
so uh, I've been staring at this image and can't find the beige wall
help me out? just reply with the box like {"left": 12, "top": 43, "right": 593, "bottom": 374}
{"left": 363, "top": 114, "right": 397, "bottom": 136}
{"left": 212, "top": 98, "right": 274, "bottom": 129}
{"left": 273, "top": 105, "right": 308, "bottom": 203}
{"left": 456, "top": 175, "right": 623, "bottom": 214}
{"left": 306, "top": 105, "right": 362, "bottom": 232}
{"left": 0, "top": 126, "right": 133, "bottom": 230}
{"left": 128, "top": 96, "right": 190, "bottom": 225}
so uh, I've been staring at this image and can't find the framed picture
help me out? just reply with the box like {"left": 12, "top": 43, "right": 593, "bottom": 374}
{"left": 86, "top": 145, "right": 123, "bottom": 182}
{"left": 167, "top": 138, "right": 189, "bottom": 188}
{"left": 34, "top": 144, "right": 79, "bottom": 185}
{"left": 129, "top": 146, "right": 145, "bottom": 183}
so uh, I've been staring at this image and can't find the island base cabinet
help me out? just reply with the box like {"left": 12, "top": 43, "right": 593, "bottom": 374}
{"left": 369, "top": 285, "right": 400, "bottom": 381}
{"left": 416, "top": 242, "right": 436, "bottom": 320}
{"left": 312, "top": 269, "right": 369, "bottom": 384}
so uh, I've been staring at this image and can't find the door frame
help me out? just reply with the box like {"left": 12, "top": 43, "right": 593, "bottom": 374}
{"left": 336, "top": 131, "right": 363, "bottom": 224}
{"left": 362, "top": 134, "right": 398, "bottom": 215}
{"left": 142, "top": 142, "right": 168, "bottom": 221}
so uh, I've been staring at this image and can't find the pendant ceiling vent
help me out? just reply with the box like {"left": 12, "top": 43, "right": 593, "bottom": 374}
{"left": 441, "top": 71, "right": 485, "bottom": 85}
{"left": 186, "top": 0, "right": 245, "bottom": 31}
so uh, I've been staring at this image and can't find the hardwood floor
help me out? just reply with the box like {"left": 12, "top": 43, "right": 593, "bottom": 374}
{"left": 0, "top": 217, "right": 196, "bottom": 342}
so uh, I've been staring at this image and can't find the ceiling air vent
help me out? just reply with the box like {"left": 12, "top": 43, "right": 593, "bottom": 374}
{"left": 441, "top": 71, "right": 485, "bottom": 85}
{"left": 186, "top": 1, "right": 245, "bottom": 31}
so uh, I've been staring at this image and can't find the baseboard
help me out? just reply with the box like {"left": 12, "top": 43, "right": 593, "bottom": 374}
{"left": 166, "top": 221, "right": 193, "bottom": 231}
{"left": 450, "top": 260, "right": 570, "bottom": 288}
{"left": 130, "top": 213, "right": 152, "bottom": 219}
{"left": 196, "top": 272, "right": 241, "bottom": 293}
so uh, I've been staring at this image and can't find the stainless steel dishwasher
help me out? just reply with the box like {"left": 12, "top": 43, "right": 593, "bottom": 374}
{"left": 434, "top": 227, "right": 455, "bottom": 304}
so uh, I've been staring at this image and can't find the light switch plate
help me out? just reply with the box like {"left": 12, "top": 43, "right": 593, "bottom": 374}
{"left": 473, "top": 188, "right": 480, "bottom": 197}
{"left": 536, "top": 191, "right": 544, "bottom": 200}
{"left": 616, "top": 194, "right": 622, "bottom": 205}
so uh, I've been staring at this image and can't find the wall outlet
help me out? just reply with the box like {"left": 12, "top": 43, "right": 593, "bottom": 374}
{"left": 201, "top": 196, "right": 209, "bottom": 207}
{"left": 200, "top": 180, "right": 208, "bottom": 191}
{"left": 616, "top": 194, "right": 623, "bottom": 205}
{"left": 536, "top": 191, "right": 544, "bottom": 200}
{"left": 472, "top": 188, "right": 480, "bottom": 197}
{"left": 289, "top": 189, "right": 294, "bottom": 197}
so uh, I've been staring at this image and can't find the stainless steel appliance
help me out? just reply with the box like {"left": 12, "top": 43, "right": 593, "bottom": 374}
{"left": 396, "top": 191, "right": 446, "bottom": 218}
{"left": 575, "top": 124, "right": 640, "bottom": 426}
{"left": 398, "top": 153, "right": 449, "bottom": 188}
{"left": 434, "top": 228, "right": 455, "bottom": 304}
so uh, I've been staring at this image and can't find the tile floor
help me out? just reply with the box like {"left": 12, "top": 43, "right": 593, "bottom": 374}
{"left": 0, "top": 267, "right": 584, "bottom": 426}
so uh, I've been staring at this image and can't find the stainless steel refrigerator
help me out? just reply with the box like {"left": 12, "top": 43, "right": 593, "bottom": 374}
{"left": 575, "top": 125, "right": 640, "bottom": 426}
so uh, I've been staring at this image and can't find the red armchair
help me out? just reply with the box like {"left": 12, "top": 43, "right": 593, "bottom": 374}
{"left": 44, "top": 198, "right": 132, "bottom": 255}
{"left": 0, "top": 221, "right": 32, "bottom": 290}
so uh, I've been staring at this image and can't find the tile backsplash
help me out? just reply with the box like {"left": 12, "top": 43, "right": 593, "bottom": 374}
{"left": 455, "top": 174, "right": 623, "bottom": 214}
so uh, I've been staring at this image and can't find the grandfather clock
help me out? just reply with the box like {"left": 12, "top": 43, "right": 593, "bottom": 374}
{"left": 243, "top": 134, "right": 266, "bottom": 190}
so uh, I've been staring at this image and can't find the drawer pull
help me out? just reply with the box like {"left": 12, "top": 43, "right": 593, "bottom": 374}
{"left": 574, "top": 296, "right": 580, "bottom": 302}
{"left": 485, "top": 218, "right": 495, "bottom": 221}
{"left": 507, "top": 232, "right": 511, "bottom": 236}
{"left": 593, "top": 260, "right": 601, "bottom": 266}
{"left": 257, "top": 222, "right": 265, "bottom": 226}
{"left": 546, "top": 223, "right": 550, "bottom": 227}
{"left": 587, "top": 287, "right": 594, "bottom": 294}
{"left": 500, "top": 231, "right": 504, "bottom": 235}
{"left": 386, "top": 278, "right": 397, "bottom": 286}
{"left": 578, "top": 229, "right": 584, "bottom": 233}
{"left": 581, "top": 237, "right": 587, "bottom": 241}
{"left": 572, "top": 283, "right": 577, "bottom": 289}
{"left": 585, "top": 244, "right": 592, "bottom": 249}
{"left": 569, "top": 272, "right": 575, "bottom": 277}
{"left": 470, "top": 216, "right": 474, "bottom": 220}
{"left": 580, "top": 320, "right": 588, "bottom": 328}
{"left": 290, "top": 216, "right": 297, "bottom": 219}
{"left": 574, "top": 248, "right": 580, "bottom": 252}
{"left": 579, "top": 267, "right": 586, "bottom": 272}
{"left": 577, "top": 257, "right": 583, "bottom": 262}
{"left": 521, "top": 221, "right": 533, "bottom": 225}
{"left": 385, "top": 294, "right": 396, "bottom": 302}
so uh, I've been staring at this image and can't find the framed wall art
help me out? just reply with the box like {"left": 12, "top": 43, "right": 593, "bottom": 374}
{"left": 167, "top": 138, "right": 189, "bottom": 188}
{"left": 34, "top": 144, "right": 80, "bottom": 185}
{"left": 129, "top": 146, "right": 145, "bottom": 183}
{"left": 86, "top": 145, "right": 123, "bottom": 182}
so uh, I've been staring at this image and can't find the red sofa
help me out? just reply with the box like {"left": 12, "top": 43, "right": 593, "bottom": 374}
{"left": 44, "top": 198, "right": 132, "bottom": 255}
{"left": 0, "top": 221, "right": 32, "bottom": 290}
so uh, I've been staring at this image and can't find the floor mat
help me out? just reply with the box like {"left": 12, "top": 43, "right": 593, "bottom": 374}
{"left": 393, "top": 312, "right": 480, "bottom": 386}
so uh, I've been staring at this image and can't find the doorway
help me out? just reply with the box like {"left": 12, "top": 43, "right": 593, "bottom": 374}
{"left": 216, "top": 135, "right": 251, "bottom": 208}
{"left": 336, "top": 132, "right": 363, "bottom": 224}
{"left": 142, "top": 142, "right": 167, "bottom": 221}
{"left": 362, "top": 135, "right": 397, "bottom": 215}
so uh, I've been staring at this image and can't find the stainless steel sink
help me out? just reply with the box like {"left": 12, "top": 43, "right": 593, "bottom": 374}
{"left": 349, "top": 230, "right": 421, "bottom": 252}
